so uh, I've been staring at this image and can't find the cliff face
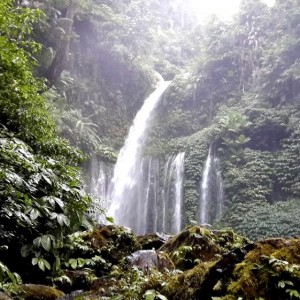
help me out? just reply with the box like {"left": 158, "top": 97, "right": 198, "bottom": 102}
{"left": 31, "top": 0, "right": 300, "bottom": 239}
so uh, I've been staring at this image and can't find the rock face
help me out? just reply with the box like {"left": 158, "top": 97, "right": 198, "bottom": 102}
{"left": 126, "top": 250, "right": 175, "bottom": 273}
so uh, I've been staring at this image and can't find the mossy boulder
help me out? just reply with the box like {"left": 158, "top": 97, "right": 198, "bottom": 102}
{"left": 87, "top": 225, "right": 141, "bottom": 263}
{"left": 14, "top": 284, "right": 64, "bottom": 300}
{"left": 159, "top": 226, "right": 249, "bottom": 270}
{"left": 227, "top": 238, "right": 300, "bottom": 300}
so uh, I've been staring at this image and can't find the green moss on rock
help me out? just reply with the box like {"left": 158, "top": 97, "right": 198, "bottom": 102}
{"left": 159, "top": 226, "right": 249, "bottom": 270}
{"left": 87, "top": 225, "right": 141, "bottom": 263}
{"left": 228, "top": 238, "right": 300, "bottom": 300}
{"left": 15, "top": 284, "right": 64, "bottom": 300}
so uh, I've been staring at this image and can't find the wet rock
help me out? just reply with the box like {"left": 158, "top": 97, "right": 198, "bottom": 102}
{"left": 137, "top": 232, "right": 171, "bottom": 250}
{"left": 15, "top": 284, "right": 65, "bottom": 300}
{"left": 126, "top": 249, "right": 175, "bottom": 273}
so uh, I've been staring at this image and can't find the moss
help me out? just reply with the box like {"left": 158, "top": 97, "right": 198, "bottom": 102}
{"left": 15, "top": 284, "right": 64, "bottom": 300}
{"left": 87, "top": 225, "right": 141, "bottom": 263}
{"left": 159, "top": 226, "right": 249, "bottom": 270}
{"left": 227, "top": 238, "right": 300, "bottom": 300}
{"left": 158, "top": 262, "right": 214, "bottom": 299}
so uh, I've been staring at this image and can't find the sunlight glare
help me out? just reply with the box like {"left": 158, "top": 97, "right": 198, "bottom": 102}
{"left": 191, "top": 0, "right": 275, "bottom": 22}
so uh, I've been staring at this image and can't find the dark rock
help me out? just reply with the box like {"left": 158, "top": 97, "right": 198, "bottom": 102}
{"left": 137, "top": 232, "right": 171, "bottom": 250}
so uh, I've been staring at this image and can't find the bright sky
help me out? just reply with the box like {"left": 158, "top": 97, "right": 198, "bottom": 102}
{"left": 191, "top": 0, "right": 276, "bottom": 22}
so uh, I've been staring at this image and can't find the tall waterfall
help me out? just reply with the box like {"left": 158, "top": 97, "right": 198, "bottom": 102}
{"left": 199, "top": 146, "right": 224, "bottom": 225}
{"left": 108, "top": 77, "right": 171, "bottom": 234}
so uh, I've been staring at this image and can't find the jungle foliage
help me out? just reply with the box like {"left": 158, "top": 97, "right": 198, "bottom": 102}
{"left": 0, "top": 0, "right": 92, "bottom": 287}
{"left": 1, "top": 0, "right": 300, "bottom": 293}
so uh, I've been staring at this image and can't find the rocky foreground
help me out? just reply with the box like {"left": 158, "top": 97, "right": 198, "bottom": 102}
{"left": 2, "top": 225, "right": 300, "bottom": 300}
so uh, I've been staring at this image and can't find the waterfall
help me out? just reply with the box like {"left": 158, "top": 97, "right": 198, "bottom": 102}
{"left": 85, "top": 157, "right": 113, "bottom": 222}
{"left": 200, "top": 146, "right": 213, "bottom": 224}
{"left": 160, "top": 152, "right": 185, "bottom": 233}
{"left": 199, "top": 146, "right": 224, "bottom": 225}
{"left": 108, "top": 77, "right": 171, "bottom": 234}
{"left": 171, "top": 152, "right": 185, "bottom": 233}
{"left": 214, "top": 157, "right": 224, "bottom": 221}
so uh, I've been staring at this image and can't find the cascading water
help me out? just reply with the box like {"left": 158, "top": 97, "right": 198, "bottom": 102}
{"left": 171, "top": 152, "right": 185, "bottom": 233}
{"left": 85, "top": 157, "right": 113, "bottom": 222}
{"left": 108, "top": 76, "right": 171, "bottom": 234}
{"left": 214, "top": 156, "right": 224, "bottom": 221}
{"left": 199, "top": 146, "right": 224, "bottom": 225}
{"left": 199, "top": 146, "right": 212, "bottom": 224}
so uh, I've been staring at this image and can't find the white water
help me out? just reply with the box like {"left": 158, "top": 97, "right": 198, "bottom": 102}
{"left": 86, "top": 157, "right": 113, "bottom": 222}
{"left": 214, "top": 157, "right": 224, "bottom": 221}
{"left": 200, "top": 146, "right": 212, "bottom": 224}
{"left": 108, "top": 78, "right": 171, "bottom": 233}
{"left": 171, "top": 152, "right": 185, "bottom": 233}
{"left": 199, "top": 146, "right": 225, "bottom": 225}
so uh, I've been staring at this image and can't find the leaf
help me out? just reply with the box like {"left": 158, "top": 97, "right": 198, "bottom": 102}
{"left": 38, "top": 260, "right": 45, "bottom": 271}
{"left": 20, "top": 245, "right": 31, "bottom": 257}
{"left": 30, "top": 208, "right": 40, "bottom": 220}
{"left": 106, "top": 216, "right": 114, "bottom": 223}
{"left": 32, "top": 258, "right": 38, "bottom": 266}
{"left": 69, "top": 258, "right": 77, "bottom": 269}
{"left": 143, "top": 290, "right": 156, "bottom": 300}
{"left": 54, "top": 197, "right": 64, "bottom": 209}
{"left": 41, "top": 235, "right": 51, "bottom": 252}
{"left": 41, "top": 173, "right": 52, "bottom": 185}
{"left": 77, "top": 258, "right": 86, "bottom": 268}
{"left": 33, "top": 237, "right": 41, "bottom": 247}
{"left": 57, "top": 214, "right": 70, "bottom": 227}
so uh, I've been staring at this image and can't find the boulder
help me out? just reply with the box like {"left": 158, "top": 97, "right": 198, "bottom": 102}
{"left": 126, "top": 250, "right": 174, "bottom": 273}
{"left": 86, "top": 225, "right": 141, "bottom": 263}
{"left": 137, "top": 232, "right": 171, "bottom": 250}
{"left": 15, "top": 284, "right": 65, "bottom": 300}
{"left": 159, "top": 226, "right": 249, "bottom": 270}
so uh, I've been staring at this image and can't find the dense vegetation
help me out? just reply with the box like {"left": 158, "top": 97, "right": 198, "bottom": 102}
{"left": 1, "top": 0, "right": 300, "bottom": 298}
{"left": 0, "top": 0, "right": 92, "bottom": 288}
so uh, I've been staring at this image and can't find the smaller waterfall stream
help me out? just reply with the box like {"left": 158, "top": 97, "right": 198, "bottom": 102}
{"left": 85, "top": 157, "right": 113, "bottom": 222}
{"left": 160, "top": 152, "right": 185, "bottom": 233}
{"left": 200, "top": 146, "right": 212, "bottom": 224}
{"left": 172, "top": 152, "right": 185, "bottom": 233}
{"left": 199, "top": 146, "right": 224, "bottom": 225}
